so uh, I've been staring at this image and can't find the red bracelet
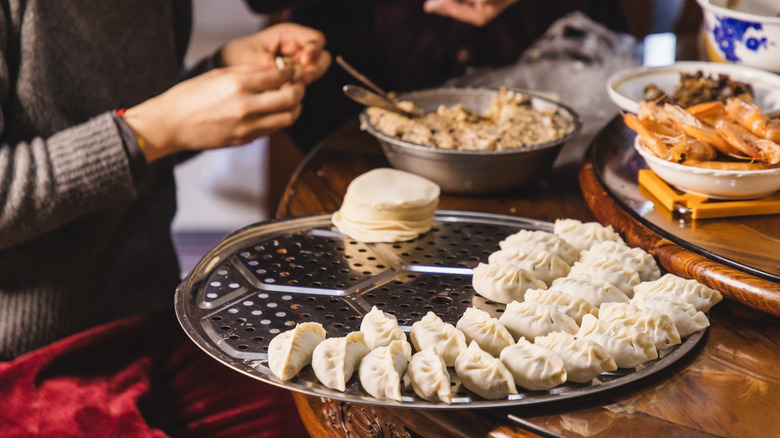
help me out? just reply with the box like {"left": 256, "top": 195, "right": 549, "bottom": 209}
{"left": 117, "top": 108, "right": 126, "bottom": 117}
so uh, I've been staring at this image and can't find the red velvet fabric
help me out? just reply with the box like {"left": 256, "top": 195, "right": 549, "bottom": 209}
{"left": 0, "top": 311, "right": 309, "bottom": 438}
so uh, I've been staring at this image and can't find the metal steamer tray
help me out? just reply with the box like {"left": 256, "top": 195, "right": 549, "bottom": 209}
{"left": 175, "top": 211, "right": 705, "bottom": 409}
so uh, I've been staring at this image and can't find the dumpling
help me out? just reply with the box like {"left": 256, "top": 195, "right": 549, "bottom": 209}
{"left": 455, "top": 307, "right": 515, "bottom": 357}
{"left": 409, "top": 312, "right": 467, "bottom": 366}
{"left": 575, "top": 314, "right": 658, "bottom": 368}
{"left": 312, "top": 331, "right": 370, "bottom": 391}
{"left": 579, "top": 241, "right": 661, "bottom": 282}
{"left": 524, "top": 288, "right": 599, "bottom": 325}
{"left": 499, "top": 338, "right": 567, "bottom": 391}
{"left": 631, "top": 295, "right": 710, "bottom": 337}
{"left": 360, "top": 306, "right": 412, "bottom": 359}
{"left": 553, "top": 218, "right": 626, "bottom": 253}
{"left": 535, "top": 331, "right": 617, "bottom": 383}
{"left": 599, "top": 302, "right": 681, "bottom": 350}
{"left": 498, "top": 300, "right": 579, "bottom": 342}
{"left": 499, "top": 229, "right": 579, "bottom": 265}
{"left": 406, "top": 348, "right": 452, "bottom": 403}
{"left": 471, "top": 262, "right": 547, "bottom": 304}
{"left": 454, "top": 341, "right": 517, "bottom": 400}
{"left": 569, "top": 259, "right": 641, "bottom": 298}
{"left": 359, "top": 339, "right": 409, "bottom": 401}
{"left": 268, "top": 322, "right": 327, "bottom": 381}
{"left": 633, "top": 273, "right": 723, "bottom": 312}
{"left": 550, "top": 274, "right": 629, "bottom": 307}
{"left": 488, "top": 247, "right": 571, "bottom": 286}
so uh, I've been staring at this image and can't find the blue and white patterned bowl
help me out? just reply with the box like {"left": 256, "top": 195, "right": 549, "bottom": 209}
{"left": 698, "top": 0, "right": 780, "bottom": 73}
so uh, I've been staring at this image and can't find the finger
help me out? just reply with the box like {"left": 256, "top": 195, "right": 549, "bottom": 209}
{"left": 231, "top": 104, "right": 303, "bottom": 144}
{"left": 298, "top": 50, "right": 331, "bottom": 85}
{"left": 242, "top": 82, "right": 306, "bottom": 117}
{"left": 423, "top": 0, "right": 497, "bottom": 26}
{"left": 232, "top": 65, "right": 296, "bottom": 93}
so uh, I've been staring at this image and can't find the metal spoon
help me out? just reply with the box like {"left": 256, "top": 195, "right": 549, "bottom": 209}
{"left": 343, "top": 84, "right": 422, "bottom": 118}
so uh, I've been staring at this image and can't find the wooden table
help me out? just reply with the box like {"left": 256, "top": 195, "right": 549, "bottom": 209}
{"left": 277, "top": 119, "right": 780, "bottom": 438}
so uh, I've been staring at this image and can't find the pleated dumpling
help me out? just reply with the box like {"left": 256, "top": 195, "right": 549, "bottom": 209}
{"left": 535, "top": 331, "right": 617, "bottom": 383}
{"left": 569, "top": 259, "right": 640, "bottom": 298}
{"left": 550, "top": 273, "right": 629, "bottom": 307}
{"left": 553, "top": 218, "right": 625, "bottom": 253}
{"left": 631, "top": 295, "right": 710, "bottom": 337}
{"left": 575, "top": 314, "right": 658, "bottom": 368}
{"left": 579, "top": 241, "right": 661, "bottom": 282}
{"left": 488, "top": 247, "right": 570, "bottom": 285}
{"left": 360, "top": 306, "right": 412, "bottom": 359}
{"left": 359, "top": 339, "right": 409, "bottom": 401}
{"left": 471, "top": 262, "right": 547, "bottom": 304}
{"left": 268, "top": 322, "right": 327, "bottom": 381}
{"left": 409, "top": 312, "right": 466, "bottom": 366}
{"left": 499, "top": 338, "right": 567, "bottom": 391}
{"left": 499, "top": 229, "right": 579, "bottom": 265}
{"left": 455, "top": 307, "right": 515, "bottom": 357}
{"left": 633, "top": 273, "right": 723, "bottom": 312}
{"left": 599, "top": 302, "right": 681, "bottom": 350}
{"left": 498, "top": 300, "right": 579, "bottom": 342}
{"left": 312, "top": 331, "right": 370, "bottom": 391}
{"left": 454, "top": 341, "right": 517, "bottom": 400}
{"left": 406, "top": 348, "right": 452, "bottom": 404}
{"left": 524, "top": 288, "right": 599, "bottom": 325}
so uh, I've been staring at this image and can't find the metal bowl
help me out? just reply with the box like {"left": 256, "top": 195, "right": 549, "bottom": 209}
{"left": 359, "top": 87, "right": 582, "bottom": 195}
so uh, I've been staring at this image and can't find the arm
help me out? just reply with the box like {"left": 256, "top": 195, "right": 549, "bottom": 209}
{"left": 423, "top": 0, "right": 518, "bottom": 27}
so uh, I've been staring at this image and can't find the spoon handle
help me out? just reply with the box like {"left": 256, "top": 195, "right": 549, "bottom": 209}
{"left": 336, "top": 56, "right": 393, "bottom": 101}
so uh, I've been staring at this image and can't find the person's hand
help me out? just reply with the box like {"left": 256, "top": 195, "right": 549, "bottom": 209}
{"left": 423, "top": 0, "right": 518, "bottom": 27}
{"left": 219, "top": 23, "right": 331, "bottom": 85}
{"left": 122, "top": 64, "right": 304, "bottom": 162}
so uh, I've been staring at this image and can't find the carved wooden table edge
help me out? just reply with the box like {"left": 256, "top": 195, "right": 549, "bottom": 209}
{"left": 579, "top": 156, "right": 780, "bottom": 318}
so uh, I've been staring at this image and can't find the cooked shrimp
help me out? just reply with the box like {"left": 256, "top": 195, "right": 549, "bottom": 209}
{"left": 714, "top": 119, "right": 780, "bottom": 165}
{"left": 679, "top": 123, "right": 743, "bottom": 157}
{"left": 667, "top": 137, "right": 718, "bottom": 163}
{"left": 624, "top": 113, "right": 672, "bottom": 159}
{"left": 724, "top": 98, "right": 780, "bottom": 143}
{"left": 685, "top": 101, "right": 726, "bottom": 122}
{"left": 682, "top": 159, "right": 773, "bottom": 171}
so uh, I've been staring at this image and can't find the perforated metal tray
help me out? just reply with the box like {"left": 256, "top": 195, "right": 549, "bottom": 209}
{"left": 174, "top": 211, "right": 704, "bottom": 409}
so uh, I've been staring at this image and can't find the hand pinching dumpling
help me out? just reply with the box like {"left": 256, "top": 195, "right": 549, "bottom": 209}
{"left": 455, "top": 341, "right": 517, "bottom": 400}
{"left": 500, "top": 338, "right": 567, "bottom": 391}
{"left": 471, "top": 263, "right": 547, "bottom": 304}
{"left": 550, "top": 273, "right": 629, "bottom": 307}
{"left": 568, "top": 259, "right": 640, "bottom": 298}
{"left": 360, "top": 306, "right": 412, "bottom": 359}
{"left": 312, "top": 331, "right": 370, "bottom": 391}
{"left": 456, "top": 307, "right": 515, "bottom": 357}
{"left": 524, "top": 288, "right": 599, "bottom": 325}
{"left": 579, "top": 241, "right": 661, "bottom": 282}
{"left": 631, "top": 295, "right": 710, "bottom": 337}
{"left": 599, "top": 302, "right": 681, "bottom": 350}
{"left": 268, "top": 322, "right": 327, "bottom": 381}
{"left": 553, "top": 218, "right": 626, "bottom": 253}
{"left": 575, "top": 314, "right": 658, "bottom": 368}
{"left": 535, "top": 331, "right": 617, "bottom": 383}
{"left": 633, "top": 273, "right": 723, "bottom": 312}
{"left": 406, "top": 348, "right": 452, "bottom": 404}
{"left": 488, "top": 247, "right": 570, "bottom": 286}
{"left": 409, "top": 312, "right": 467, "bottom": 366}
{"left": 499, "top": 229, "right": 579, "bottom": 265}
{"left": 359, "top": 339, "right": 409, "bottom": 401}
{"left": 498, "top": 300, "right": 579, "bottom": 342}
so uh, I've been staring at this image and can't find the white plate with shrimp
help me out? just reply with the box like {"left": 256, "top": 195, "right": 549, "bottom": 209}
{"left": 607, "top": 61, "right": 780, "bottom": 114}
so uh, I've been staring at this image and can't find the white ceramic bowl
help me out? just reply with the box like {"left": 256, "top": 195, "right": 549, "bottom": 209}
{"left": 606, "top": 61, "right": 780, "bottom": 114}
{"left": 634, "top": 136, "right": 780, "bottom": 199}
{"left": 698, "top": 0, "right": 780, "bottom": 73}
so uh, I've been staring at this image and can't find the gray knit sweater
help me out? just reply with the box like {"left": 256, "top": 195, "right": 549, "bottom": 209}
{"left": 0, "top": 0, "right": 195, "bottom": 359}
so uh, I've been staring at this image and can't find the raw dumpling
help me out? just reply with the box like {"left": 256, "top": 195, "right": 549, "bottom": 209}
{"left": 553, "top": 218, "right": 626, "bottom": 253}
{"left": 579, "top": 241, "right": 661, "bottom": 282}
{"left": 499, "top": 338, "right": 567, "bottom": 390}
{"left": 599, "top": 302, "right": 681, "bottom": 350}
{"left": 550, "top": 274, "right": 629, "bottom": 307}
{"left": 488, "top": 247, "right": 571, "bottom": 285}
{"left": 499, "top": 229, "right": 580, "bottom": 265}
{"left": 409, "top": 312, "right": 467, "bottom": 366}
{"left": 631, "top": 295, "right": 710, "bottom": 337}
{"left": 471, "top": 263, "right": 547, "bottom": 304}
{"left": 359, "top": 339, "right": 409, "bottom": 401}
{"left": 360, "top": 306, "right": 412, "bottom": 359}
{"left": 535, "top": 331, "right": 617, "bottom": 383}
{"left": 268, "top": 322, "right": 327, "bottom": 381}
{"left": 524, "top": 288, "right": 599, "bottom": 325}
{"left": 312, "top": 331, "right": 370, "bottom": 391}
{"left": 569, "top": 259, "right": 641, "bottom": 298}
{"left": 575, "top": 314, "right": 658, "bottom": 368}
{"left": 454, "top": 341, "right": 517, "bottom": 400}
{"left": 498, "top": 300, "right": 579, "bottom": 341}
{"left": 633, "top": 273, "right": 723, "bottom": 312}
{"left": 406, "top": 348, "right": 452, "bottom": 403}
{"left": 455, "top": 307, "right": 515, "bottom": 357}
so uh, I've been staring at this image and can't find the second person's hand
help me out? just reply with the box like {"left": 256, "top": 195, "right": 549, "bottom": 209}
{"left": 423, "top": 0, "right": 518, "bottom": 27}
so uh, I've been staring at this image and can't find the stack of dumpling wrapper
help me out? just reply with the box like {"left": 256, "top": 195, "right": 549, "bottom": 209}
{"left": 332, "top": 168, "right": 440, "bottom": 243}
